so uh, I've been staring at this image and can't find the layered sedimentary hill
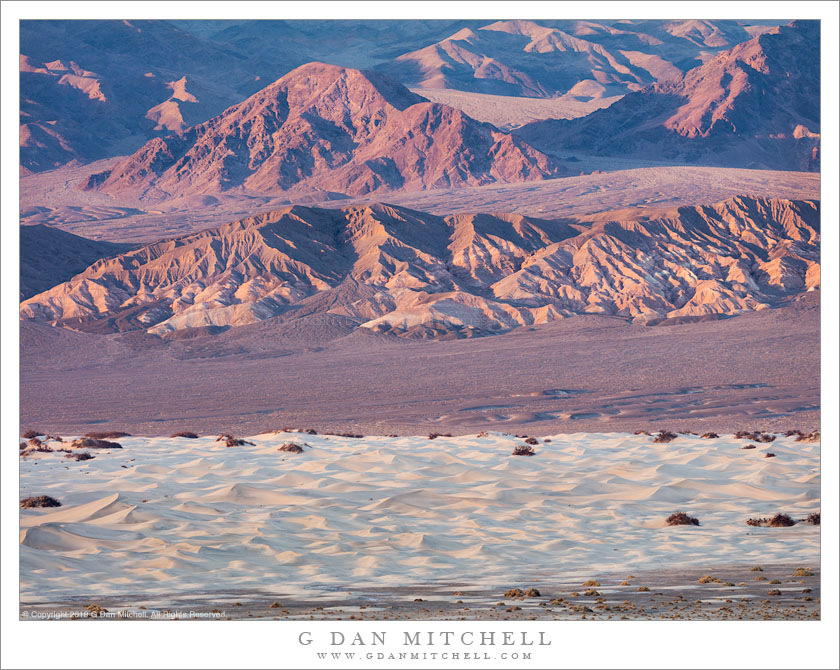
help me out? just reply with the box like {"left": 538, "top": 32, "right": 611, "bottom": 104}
{"left": 81, "top": 62, "right": 562, "bottom": 200}
{"left": 20, "top": 196, "right": 819, "bottom": 338}
{"left": 515, "top": 21, "right": 820, "bottom": 171}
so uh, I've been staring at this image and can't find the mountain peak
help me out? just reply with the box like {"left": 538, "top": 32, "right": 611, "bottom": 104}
{"left": 83, "top": 61, "right": 562, "bottom": 200}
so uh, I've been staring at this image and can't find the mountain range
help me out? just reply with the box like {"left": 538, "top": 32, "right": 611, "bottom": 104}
{"left": 515, "top": 21, "right": 820, "bottom": 171}
{"left": 20, "top": 195, "right": 820, "bottom": 339}
{"left": 20, "top": 18, "right": 791, "bottom": 174}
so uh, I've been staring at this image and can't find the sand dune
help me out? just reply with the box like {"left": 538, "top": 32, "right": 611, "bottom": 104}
{"left": 19, "top": 431, "right": 819, "bottom": 603}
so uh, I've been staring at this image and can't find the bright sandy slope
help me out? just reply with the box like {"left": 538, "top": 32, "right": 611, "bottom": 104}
{"left": 20, "top": 431, "right": 819, "bottom": 603}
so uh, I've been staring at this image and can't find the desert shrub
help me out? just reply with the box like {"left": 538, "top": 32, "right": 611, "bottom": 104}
{"left": 278, "top": 442, "right": 305, "bottom": 454}
{"left": 804, "top": 512, "right": 820, "bottom": 525}
{"left": 769, "top": 579, "right": 781, "bottom": 584}
{"left": 620, "top": 581, "right": 630, "bottom": 586}
{"left": 19, "top": 442, "right": 26, "bottom": 451}
{"left": 666, "top": 512, "right": 700, "bottom": 526}
{"left": 770, "top": 514, "right": 795, "bottom": 527}
{"left": 583, "top": 579, "right": 600, "bottom": 587}
{"left": 741, "top": 444, "right": 757, "bottom": 449}
{"left": 793, "top": 567, "right": 814, "bottom": 577}
{"left": 735, "top": 430, "right": 760, "bottom": 440}
{"left": 785, "top": 430, "right": 802, "bottom": 437}
{"left": 698, "top": 576, "right": 721, "bottom": 584}
{"left": 512, "top": 444, "right": 536, "bottom": 456}
{"left": 767, "top": 589, "right": 781, "bottom": 596}
{"left": 524, "top": 437, "right": 539, "bottom": 445}
{"left": 749, "top": 514, "right": 796, "bottom": 527}
{"left": 65, "top": 452, "right": 94, "bottom": 461}
{"left": 85, "top": 431, "right": 130, "bottom": 439}
{"left": 217, "top": 435, "right": 254, "bottom": 447}
{"left": 584, "top": 589, "right": 600, "bottom": 596}
{"left": 543, "top": 438, "right": 551, "bottom": 443}
{"left": 757, "top": 434, "right": 776, "bottom": 443}
{"left": 796, "top": 430, "right": 820, "bottom": 442}
{"left": 633, "top": 430, "right": 650, "bottom": 435}
{"left": 20, "top": 495, "right": 61, "bottom": 508}
{"left": 22, "top": 430, "right": 43, "bottom": 439}
{"left": 171, "top": 431, "right": 199, "bottom": 439}
{"left": 503, "top": 588, "right": 524, "bottom": 598}
{"left": 269, "top": 602, "right": 282, "bottom": 608}
{"left": 701, "top": 432, "right": 719, "bottom": 439}
{"left": 653, "top": 430, "right": 678, "bottom": 443}
{"left": 764, "top": 452, "right": 776, "bottom": 458}
{"left": 524, "top": 588, "right": 541, "bottom": 597}
{"left": 428, "top": 432, "right": 452, "bottom": 439}
{"left": 637, "top": 586, "right": 650, "bottom": 592}
{"left": 70, "top": 437, "right": 122, "bottom": 449}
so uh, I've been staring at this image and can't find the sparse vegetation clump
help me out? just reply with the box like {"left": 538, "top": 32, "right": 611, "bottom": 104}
{"left": 741, "top": 444, "right": 757, "bottom": 449}
{"left": 793, "top": 567, "right": 814, "bottom": 577}
{"left": 637, "top": 586, "right": 650, "bottom": 592}
{"left": 428, "top": 432, "right": 452, "bottom": 439}
{"left": 767, "top": 589, "right": 781, "bottom": 596}
{"left": 85, "top": 431, "right": 130, "bottom": 439}
{"left": 804, "top": 512, "right": 820, "bottom": 525}
{"left": 22, "top": 429, "right": 43, "bottom": 439}
{"left": 698, "top": 576, "right": 721, "bottom": 584}
{"left": 653, "top": 430, "right": 678, "bottom": 443}
{"left": 20, "top": 495, "right": 61, "bottom": 508}
{"left": 750, "top": 566, "right": 763, "bottom": 572}
{"left": 746, "top": 514, "right": 796, "bottom": 527}
{"left": 769, "top": 514, "right": 795, "bottom": 527}
{"left": 171, "top": 431, "right": 199, "bottom": 439}
{"left": 512, "top": 444, "right": 536, "bottom": 456}
{"left": 216, "top": 435, "right": 254, "bottom": 447}
{"left": 20, "top": 437, "right": 54, "bottom": 456}
{"left": 583, "top": 589, "right": 600, "bottom": 596}
{"left": 633, "top": 430, "right": 651, "bottom": 436}
{"left": 666, "top": 511, "right": 700, "bottom": 526}
{"left": 583, "top": 579, "right": 600, "bottom": 587}
{"left": 524, "top": 437, "right": 539, "bottom": 445}
{"left": 795, "top": 430, "right": 820, "bottom": 442}
{"left": 70, "top": 437, "right": 122, "bottom": 449}
{"left": 278, "top": 442, "right": 305, "bottom": 454}
{"left": 701, "top": 432, "right": 719, "bottom": 439}
{"left": 524, "top": 588, "right": 541, "bottom": 598}
{"left": 65, "top": 452, "right": 94, "bottom": 461}
{"left": 764, "top": 452, "right": 776, "bottom": 458}
{"left": 503, "top": 588, "right": 524, "bottom": 598}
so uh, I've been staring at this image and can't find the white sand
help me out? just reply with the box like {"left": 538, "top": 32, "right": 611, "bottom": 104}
{"left": 19, "top": 432, "right": 819, "bottom": 603}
